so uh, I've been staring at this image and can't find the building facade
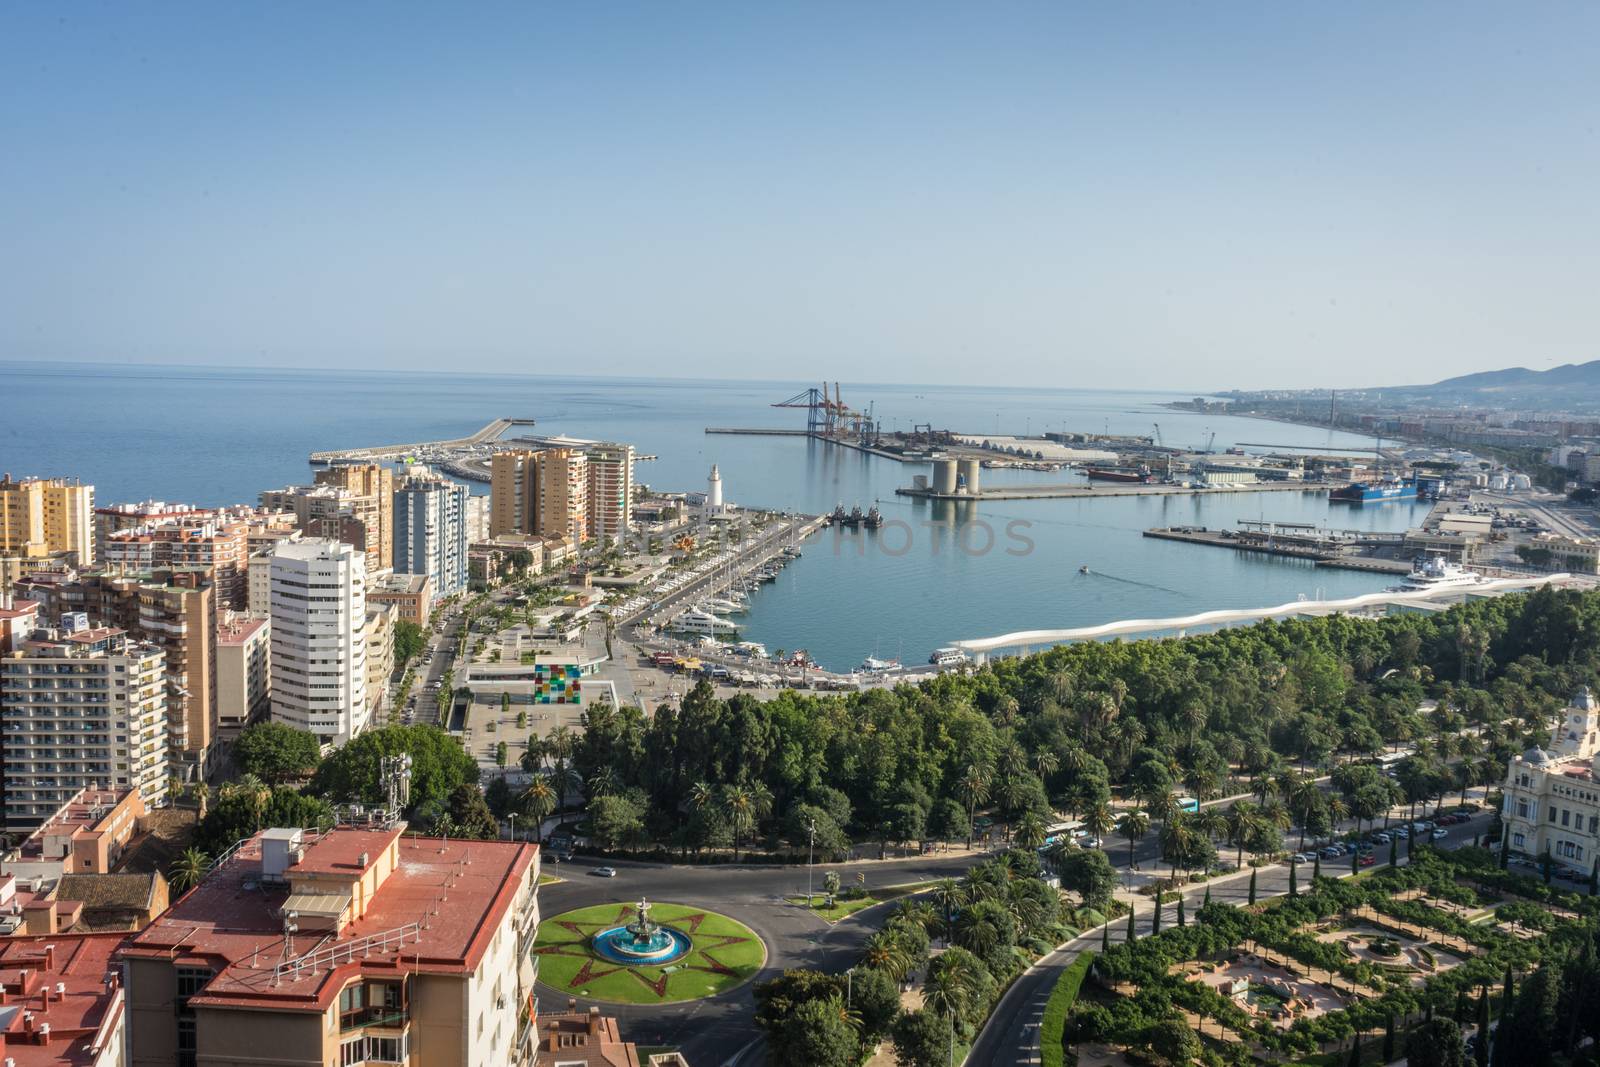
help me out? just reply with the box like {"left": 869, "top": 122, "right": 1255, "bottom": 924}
{"left": 215, "top": 612, "right": 271, "bottom": 741}
{"left": 367, "top": 573, "right": 432, "bottom": 626}
{"left": 119, "top": 826, "right": 541, "bottom": 1067}
{"left": 585, "top": 443, "right": 634, "bottom": 545}
{"left": 393, "top": 467, "right": 467, "bottom": 597}
{"left": 1, "top": 626, "right": 169, "bottom": 832}
{"left": 0, "top": 476, "right": 95, "bottom": 588}
{"left": 1501, "top": 687, "right": 1600, "bottom": 874}
{"left": 314, "top": 463, "right": 395, "bottom": 573}
{"left": 267, "top": 540, "right": 369, "bottom": 747}
{"left": 490, "top": 449, "right": 589, "bottom": 544}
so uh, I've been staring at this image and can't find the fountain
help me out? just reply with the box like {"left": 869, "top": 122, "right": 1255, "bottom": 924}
{"left": 591, "top": 898, "right": 692, "bottom": 967}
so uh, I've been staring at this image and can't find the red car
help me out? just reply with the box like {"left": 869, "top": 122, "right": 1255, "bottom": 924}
{"left": 1359, "top": 853, "right": 1378, "bottom": 867}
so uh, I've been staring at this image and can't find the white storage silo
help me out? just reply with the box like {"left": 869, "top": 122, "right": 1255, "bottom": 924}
{"left": 932, "top": 459, "right": 959, "bottom": 495}
{"left": 958, "top": 458, "right": 982, "bottom": 495}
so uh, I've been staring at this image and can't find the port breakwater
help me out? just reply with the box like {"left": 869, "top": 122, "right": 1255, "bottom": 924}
{"left": 896, "top": 482, "right": 1328, "bottom": 502}
{"left": 309, "top": 417, "right": 536, "bottom": 463}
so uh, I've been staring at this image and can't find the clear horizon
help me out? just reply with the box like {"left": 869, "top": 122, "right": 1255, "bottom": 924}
{"left": 4, "top": 3, "right": 1598, "bottom": 391}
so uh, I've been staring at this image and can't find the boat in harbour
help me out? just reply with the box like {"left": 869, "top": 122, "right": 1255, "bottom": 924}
{"left": 700, "top": 597, "right": 747, "bottom": 614}
{"left": 864, "top": 505, "right": 884, "bottom": 529}
{"left": 1086, "top": 466, "right": 1155, "bottom": 483}
{"left": 1330, "top": 477, "right": 1417, "bottom": 503}
{"left": 668, "top": 609, "right": 740, "bottom": 634}
{"left": 1389, "top": 556, "right": 1486, "bottom": 592}
{"left": 859, "top": 655, "right": 903, "bottom": 674}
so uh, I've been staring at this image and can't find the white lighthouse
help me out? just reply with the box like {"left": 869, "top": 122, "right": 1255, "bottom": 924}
{"left": 707, "top": 464, "right": 724, "bottom": 514}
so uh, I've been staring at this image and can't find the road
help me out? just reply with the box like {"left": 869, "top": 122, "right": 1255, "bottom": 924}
{"left": 536, "top": 851, "right": 983, "bottom": 1067}
{"left": 966, "top": 804, "right": 1503, "bottom": 1067}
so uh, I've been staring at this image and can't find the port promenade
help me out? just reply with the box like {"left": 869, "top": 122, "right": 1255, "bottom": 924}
{"left": 948, "top": 572, "right": 1579, "bottom": 660}
{"left": 308, "top": 416, "right": 535, "bottom": 463}
{"left": 1143, "top": 525, "right": 1413, "bottom": 574}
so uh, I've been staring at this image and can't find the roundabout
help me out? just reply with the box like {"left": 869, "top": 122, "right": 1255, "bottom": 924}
{"left": 533, "top": 900, "right": 766, "bottom": 1004}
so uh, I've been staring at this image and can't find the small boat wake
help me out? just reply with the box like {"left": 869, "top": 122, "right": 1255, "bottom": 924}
{"left": 1078, "top": 568, "right": 1187, "bottom": 597}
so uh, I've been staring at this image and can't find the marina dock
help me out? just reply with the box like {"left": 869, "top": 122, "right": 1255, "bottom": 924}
{"left": 896, "top": 482, "right": 1329, "bottom": 502}
{"left": 309, "top": 417, "right": 536, "bottom": 464}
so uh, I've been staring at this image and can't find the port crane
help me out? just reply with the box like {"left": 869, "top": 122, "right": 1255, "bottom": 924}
{"left": 772, "top": 382, "right": 873, "bottom": 438}
{"left": 1151, "top": 423, "right": 1164, "bottom": 449}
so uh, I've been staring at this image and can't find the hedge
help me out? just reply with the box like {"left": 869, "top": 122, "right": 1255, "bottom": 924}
{"left": 1040, "top": 952, "right": 1096, "bottom": 1067}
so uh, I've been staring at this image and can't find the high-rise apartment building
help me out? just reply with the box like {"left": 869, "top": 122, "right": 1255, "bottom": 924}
{"left": 314, "top": 463, "right": 395, "bottom": 573}
{"left": 119, "top": 826, "right": 540, "bottom": 1067}
{"left": 490, "top": 449, "right": 588, "bottom": 544}
{"left": 104, "top": 518, "right": 248, "bottom": 610}
{"left": 464, "top": 492, "right": 489, "bottom": 544}
{"left": 268, "top": 540, "right": 369, "bottom": 747}
{"left": 0, "top": 476, "right": 95, "bottom": 590}
{"left": 260, "top": 483, "right": 389, "bottom": 577}
{"left": 215, "top": 611, "right": 271, "bottom": 741}
{"left": 1, "top": 624, "right": 169, "bottom": 832}
{"left": 393, "top": 466, "right": 467, "bottom": 596}
{"left": 585, "top": 443, "right": 635, "bottom": 544}
{"left": 94, "top": 500, "right": 206, "bottom": 557}
{"left": 20, "top": 567, "right": 218, "bottom": 779}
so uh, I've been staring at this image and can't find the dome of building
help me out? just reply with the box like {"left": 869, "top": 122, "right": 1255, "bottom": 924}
{"left": 1524, "top": 746, "right": 1553, "bottom": 764}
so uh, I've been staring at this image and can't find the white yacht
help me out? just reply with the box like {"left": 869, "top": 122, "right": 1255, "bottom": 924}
{"left": 669, "top": 610, "right": 740, "bottom": 634}
{"left": 701, "top": 597, "right": 748, "bottom": 615}
{"left": 1391, "top": 556, "right": 1486, "bottom": 592}
{"left": 859, "top": 656, "right": 903, "bottom": 674}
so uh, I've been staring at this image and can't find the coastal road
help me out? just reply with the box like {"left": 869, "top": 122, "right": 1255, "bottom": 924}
{"left": 535, "top": 851, "right": 985, "bottom": 1067}
{"left": 966, "top": 805, "right": 1502, "bottom": 1067}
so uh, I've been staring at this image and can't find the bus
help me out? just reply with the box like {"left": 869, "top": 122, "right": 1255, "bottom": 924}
{"left": 1042, "top": 820, "right": 1086, "bottom": 848}
{"left": 1175, "top": 796, "right": 1200, "bottom": 815}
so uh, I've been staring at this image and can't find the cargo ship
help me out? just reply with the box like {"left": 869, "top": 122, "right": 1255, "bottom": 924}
{"left": 1085, "top": 465, "right": 1155, "bottom": 484}
{"left": 1329, "top": 477, "right": 1417, "bottom": 503}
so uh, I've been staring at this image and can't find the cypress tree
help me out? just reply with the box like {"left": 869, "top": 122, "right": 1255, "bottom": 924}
{"left": 1425, "top": 998, "right": 1433, "bottom": 1022}
{"left": 1102, "top": 918, "right": 1110, "bottom": 954}
{"left": 1390, "top": 835, "right": 1399, "bottom": 867}
{"left": 1456, "top": 989, "right": 1468, "bottom": 1022}
{"left": 1501, "top": 967, "right": 1514, "bottom": 1014}
{"left": 1475, "top": 984, "right": 1490, "bottom": 1067}
{"left": 1351, "top": 847, "right": 1359, "bottom": 876}
{"left": 1589, "top": 859, "right": 1598, "bottom": 896}
{"left": 1248, "top": 868, "right": 1257, "bottom": 905}
{"left": 1127, "top": 904, "right": 1136, "bottom": 944}
{"left": 1382, "top": 1015, "right": 1395, "bottom": 1063}
{"left": 1290, "top": 861, "right": 1299, "bottom": 898}
{"left": 1152, "top": 895, "right": 1162, "bottom": 934}
{"left": 1347, "top": 1034, "right": 1362, "bottom": 1067}
{"left": 1203, "top": 884, "right": 1212, "bottom": 907}
{"left": 1499, "top": 828, "right": 1509, "bottom": 869}
{"left": 1313, "top": 853, "right": 1322, "bottom": 881}
{"left": 1177, "top": 894, "right": 1186, "bottom": 927}
{"left": 1541, "top": 849, "right": 1553, "bottom": 884}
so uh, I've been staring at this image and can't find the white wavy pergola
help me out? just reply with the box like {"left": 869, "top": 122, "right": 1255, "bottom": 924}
{"left": 952, "top": 573, "right": 1571, "bottom": 657}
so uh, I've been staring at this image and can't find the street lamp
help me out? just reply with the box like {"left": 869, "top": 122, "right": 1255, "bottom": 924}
{"left": 807, "top": 817, "right": 816, "bottom": 905}
{"left": 846, "top": 967, "right": 854, "bottom": 1009}
{"left": 509, "top": 813, "right": 517, "bottom": 843}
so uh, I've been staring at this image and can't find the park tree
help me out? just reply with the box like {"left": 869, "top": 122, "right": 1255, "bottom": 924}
{"left": 442, "top": 783, "right": 498, "bottom": 839}
{"left": 309, "top": 724, "right": 479, "bottom": 817}
{"left": 232, "top": 722, "right": 322, "bottom": 784}
{"left": 1406, "top": 1016, "right": 1466, "bottom": 1067}
{"left": 768, "top": 996, "right": 857, "bottom": 1067}
{"left": 1054, "top": 848, "right": 1118, "bottom": 911}
{"left": 893, "top": 1010, "right": 955, "bottom": 1067}
{"left": 849, "top": 966, "right": 902, "bottom": 1044}
{"left": 393, "top": 620, "right": 424, "bottom": 663}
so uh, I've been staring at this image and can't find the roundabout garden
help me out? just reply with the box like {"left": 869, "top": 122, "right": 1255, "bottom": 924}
{"left": 532, "top": 899, "right": 766, "bottom": 1004}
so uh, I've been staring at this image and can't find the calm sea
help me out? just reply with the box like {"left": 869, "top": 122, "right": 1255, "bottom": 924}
{"left": 3, "top": 361, "right": 1426, "bottom": 669}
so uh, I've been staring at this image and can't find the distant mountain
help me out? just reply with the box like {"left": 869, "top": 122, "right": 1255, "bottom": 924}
{"left": 1431, "top": 360, "right": 1600, "bottom": 391}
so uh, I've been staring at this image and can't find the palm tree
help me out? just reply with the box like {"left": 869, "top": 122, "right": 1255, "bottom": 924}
{"left": 520, "top": 776, "right": 556, "bottom": 829}
{"left": 861, "top": 931, "right": 914, "bottom": 980}
{"left": 721, "top": 783, "right": 773, "bottom": 860}
{"left": 1227, "top": 802, "right": 1263, "bottom": 867}
{"left": 1014, "top": 811, "right": 1047, "bottom": 851}
{"left": 1117, "top": 810, "right": 1150, "bottom": 872}
{"left": 519, "top": 735, "right": 547, "bottom": 775}
{"left": 1160, "top": 814, "right": 1198, "bottom": 882}
{"left": 169, "top": 847, "right": 210, "bottom": 894}
{"left": 1146, "top": 788, "right": 1180, "bottom": 830}
{"left": 931, "top": 879, "right": 967, "bottom": 932}
{"left": 1194, "top": 807, "right": 1228, "bottom": 846}
{"left": 1032, "top": 747, "right": 1059, "bottom": 784}
{"left": 922, "top": 967, "right": 970, "bottom": 1042}
{"left": 1084, "top": 801, "right": 1116, "bottom": 845}
{"left": 958, "top": 763, "right": 992, "bottom": 848}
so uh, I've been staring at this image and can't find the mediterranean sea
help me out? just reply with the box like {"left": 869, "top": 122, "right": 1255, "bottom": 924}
{"left": 3, "top": 361, "right": 1428, "bottom": 670}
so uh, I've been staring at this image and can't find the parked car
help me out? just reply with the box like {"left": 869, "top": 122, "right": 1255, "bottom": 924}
{"left": 1371, "top": 832, "right": 1391, "bottom": 844}
{"left": 1359, "top": 854, "right": 1378, "bottom": 867}
{"left": 591, "top": 866, "right": 618, "bottom": 878}
{"left": 1393, "top": 827, "right": 1411, "bottom": 839}
{"left": 1430, "top": 828, "right": 1449, "bottom": 840}
{"left": 1292, "top": 852, "right": 1315, "bottom": 864}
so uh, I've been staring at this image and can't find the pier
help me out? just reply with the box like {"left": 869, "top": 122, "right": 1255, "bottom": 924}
{"left": 704, "top": 427, "right": 812, "bottom": 436}
{"left": 895, "top": 482, "right": 1328, "bottom": 502}
{"left": 1142, "top": 526, "right": 1413, "bottom": 574}
{"left": 309, "top": 417, "right": 536, "bottom": 464}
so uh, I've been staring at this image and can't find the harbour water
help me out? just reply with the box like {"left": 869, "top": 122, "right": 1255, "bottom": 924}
{"left": 4, "top": 361, "right": 1429, "bottom": 669}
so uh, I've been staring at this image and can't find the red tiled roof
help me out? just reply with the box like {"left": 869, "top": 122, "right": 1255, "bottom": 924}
{"left": 289, "top": 828, "right": 401, "bottom": 876}
{"left": 0, "top": 934, "right": 126, "bottom": 1067}
{"left": 118, "top": 831, "right": 536, "bottom": 1013}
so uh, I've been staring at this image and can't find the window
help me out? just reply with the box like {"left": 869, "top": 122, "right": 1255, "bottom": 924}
{"left": 1563, "top": 809, "right": 1571, "bottom": 827}
{"left": 1518, "top": 800, "right": 1529, "bottom": 818}
{"left": 341, "top": 1037, "right": 365, "bottom": 1067}
{"left": 1513, "top": 832, "right": 1526, "bottom": 847}
{"left": 1550, "top": 807, "right": 1558, "bottom": 822}
{"left": 366, "top": 1035, "right": 405, "bottom": 1063}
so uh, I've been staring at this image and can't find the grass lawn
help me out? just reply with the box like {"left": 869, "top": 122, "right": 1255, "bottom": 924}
{"left": 783, "top": 881, "right": 937, "bottom": 922}
{"left": 533, "top": 902, "right": 766, "bottom": 1004}
{"left": 537, "top": 872, "right": 563, "bottom": 886}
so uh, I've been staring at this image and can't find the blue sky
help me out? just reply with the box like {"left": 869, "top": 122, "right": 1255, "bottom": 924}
{"left": 2, "top": 3, "right": 1597, "bottom": 389}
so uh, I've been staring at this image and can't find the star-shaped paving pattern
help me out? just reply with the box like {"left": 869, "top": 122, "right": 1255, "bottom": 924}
{"left": 533, "top": 908, "right": 754, "bottom": 1000}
